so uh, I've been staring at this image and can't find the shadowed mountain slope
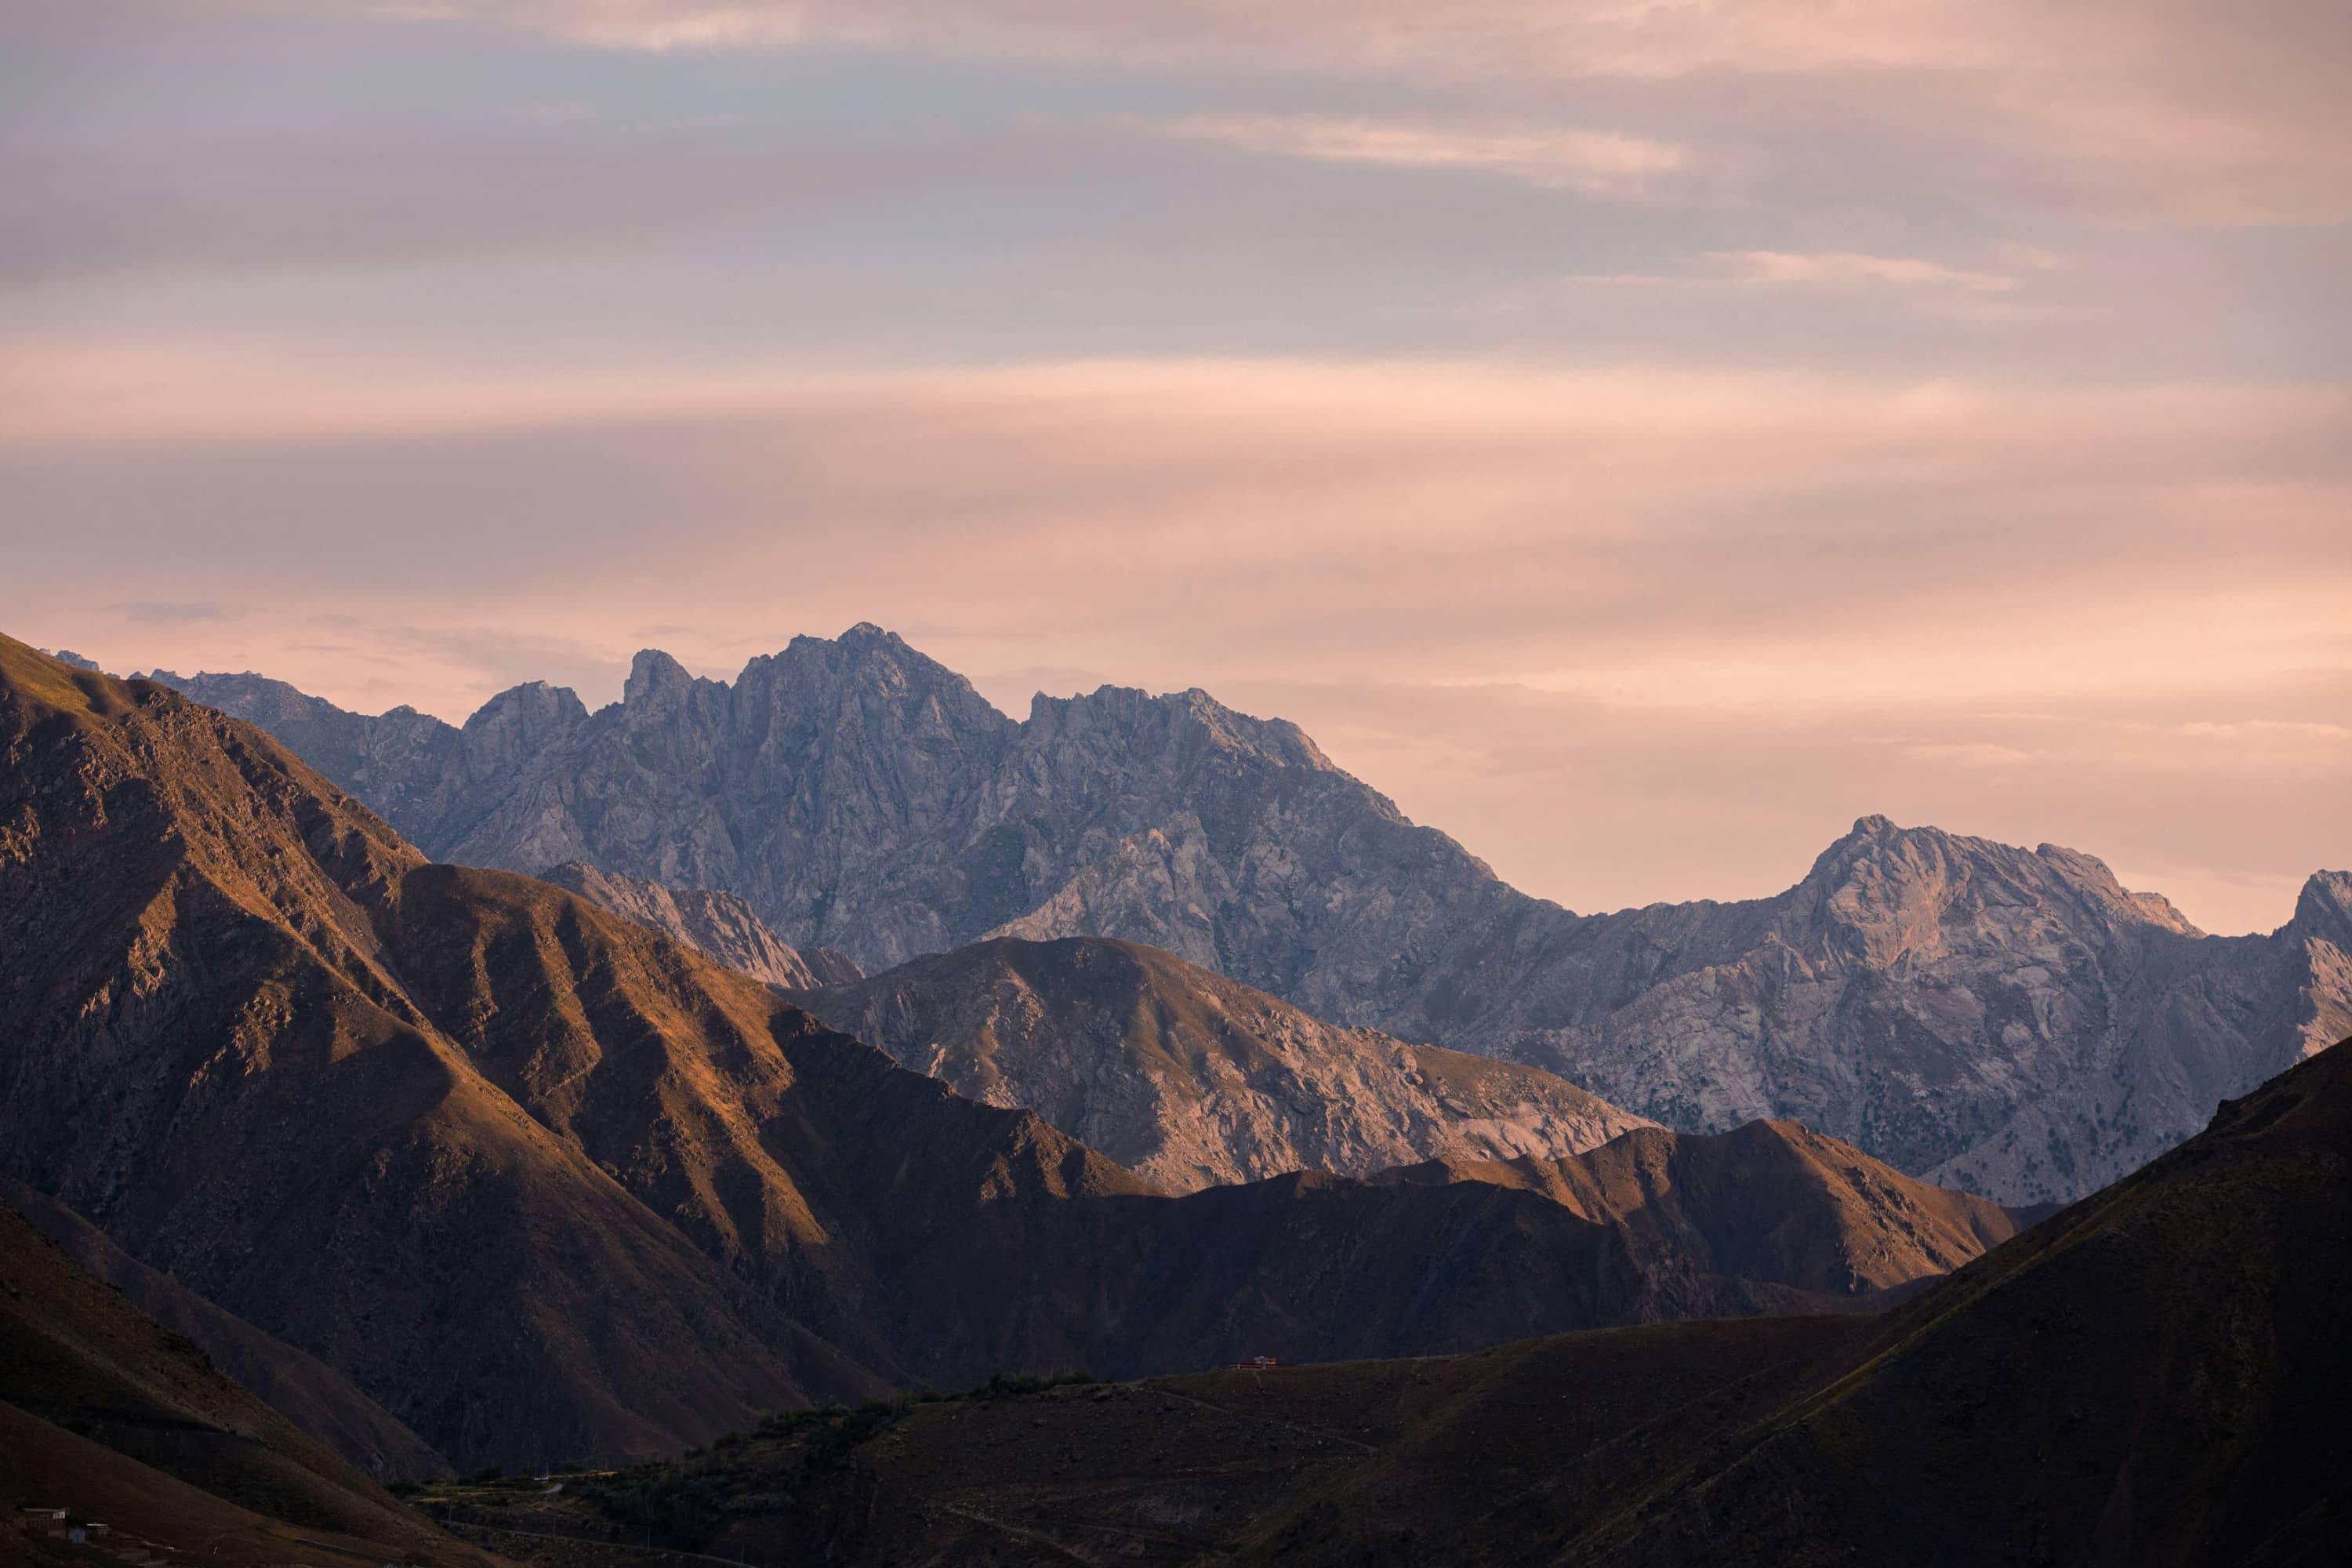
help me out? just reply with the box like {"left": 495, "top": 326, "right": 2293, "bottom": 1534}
{"left": 0, "top": 1199, "right": 484, "bottom": 1567}
{"left": 0, "top": 632, "right": 1127, "bottom": 1468}
{"left": 789, "top": 935, "right": 1652, "bottom": 1190}
{"left": 428, "top": 1037, "right": 2352, "bottom": 1568}
{"left": 1375, "top": 1114, "right": 2037, "bottom": 1297}
{"left": 154, "top": 629, "right": 2351, "bottom": 1202}
{"left": 2, "top": 634, "right": 2026, "bottom": 1475}
{"left": 3, "top": 1178, "right": 449, "bottom": 1483}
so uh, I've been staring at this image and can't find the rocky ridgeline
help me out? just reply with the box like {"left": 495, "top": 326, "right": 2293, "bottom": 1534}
{"left": 539, "top": 861, "right": 863, "bottom": 990}
{"left": 788, "top": 935, "right": 1653, "bottom": 1192}
{"left": 151, "top": 627, "right": 2352, "bottom": 1203}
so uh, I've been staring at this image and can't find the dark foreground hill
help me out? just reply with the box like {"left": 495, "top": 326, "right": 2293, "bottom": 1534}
{"left": 3, "top": 1177, "right": 450, "bottom": 1482}
{"left": 0, "top": 1200, "right": 485, "bottom": 1568}
{"left": 154, "top": 630, "right": 2352, "bottom": 1202}
{"left": 0, "top": 634, "right": 2026, "bottom": 1473}
{"left": 416, "top": 1036, "right": 2352, "bottom": 1567}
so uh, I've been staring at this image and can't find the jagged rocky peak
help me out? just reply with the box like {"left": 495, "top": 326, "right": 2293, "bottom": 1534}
{"left": 729, "top": 625, "right": 1018, "bottom": 757}
{"left": 1027, "top": 681, "right": 1338, "bottom": 772}
{"left": 2292, "top": 868, "right": 2352, "bottom": 934}
{"left": 622, "top": 647, "right": 699, "bottom": 706}
{"left": 42, "top": 648, "right": 103, "bottom": 672}
{"left": 1796, "top": 812, "right": 2201, "bottom": 967}
{"left": 765, "top": 621, "right": 995, "bottom": 699}
{"left": 466, "top": 677, "right": 586, "bottom": 728}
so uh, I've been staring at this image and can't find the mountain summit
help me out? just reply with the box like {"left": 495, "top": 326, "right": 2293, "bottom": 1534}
{"left": 151, "top": 628, "right": 2350, "bottom": 1202}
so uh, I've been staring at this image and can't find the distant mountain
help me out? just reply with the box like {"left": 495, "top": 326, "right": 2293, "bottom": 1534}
{"left": 0, "top": 1197, "right": 480, "bottom": 1567}
{"left": 2, "top": 634, "right": 2025, "bottom": 1473}
{"left": 430, "top": 1034, "right": 2352, "bottom": 1568}
{"left": 147, "top": 628, "right": 2351, "bottom": 1203}
{"left": 540, "top": 860, "right": 862, "bottom": 989}
{"left": 791, "top": 935, "right": 1651, "bottom": 1190}
{"left": 1495, "top": 818, "right": 2352, "bottom": 1205}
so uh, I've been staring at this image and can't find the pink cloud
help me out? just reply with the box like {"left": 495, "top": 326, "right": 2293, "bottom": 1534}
{"left": 1704, "top": 250, "right": 2018, "bottom": 292}
{"left": 412, "top": 2, "right": 2347, "bottom": 225}
{"left": 1111, "top": 113, "right": 1693, "bottom": 196}
{"left": 11, "top": 341, "right": 2342, "bottom": 937}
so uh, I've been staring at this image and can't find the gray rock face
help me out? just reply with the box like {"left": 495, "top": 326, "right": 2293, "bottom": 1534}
{"left": 151, "top": 629, "right": 2352, "bottom": 1203}
{"left": 789, "top": 935, "right": 1653, "bottom": 1192}
{"left": 536, "top": 862, "right": 862, "bottom": 990}
{"left": 144, "top": 668, "right": 462, "bottom": 840}
{"left": 1488, "top": 824, "right": 2352, "bottom": 1206}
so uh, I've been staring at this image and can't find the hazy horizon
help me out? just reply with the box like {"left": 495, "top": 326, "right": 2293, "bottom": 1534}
{"left": 5, "top": 1, "right": 2345, "bottom": 938}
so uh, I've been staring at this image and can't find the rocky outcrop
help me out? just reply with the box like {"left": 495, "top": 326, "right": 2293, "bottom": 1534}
{"left": 789, "top": 935, "right": 1651, "bottom": 1191}
{"left": 150, "top": 629, "right": 2352, "bottom": 1203}
{"left": 538, "top": 861, "right": 861, "bottom": 989}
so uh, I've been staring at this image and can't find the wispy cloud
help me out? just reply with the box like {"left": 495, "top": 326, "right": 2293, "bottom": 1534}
{"left": 110, "top": 600, "right": 238, "bottom": 624}
{"left": 502, "top": 100, "right": 593, "bottom": 125}
{"left": 1533, "top": 249, "right": 2032, "bottom": 301}
{"left": 1123, "top": 113, "right": 1693, "bottom": 197}
{"left": 13, "top": 344, "right": 2342, "bottom": 935}
{"left": 336, "top": 2, "right": 2348, "bottom": 227}
{"left": 1704, "top": 250, "right": 2018, "bottom": 292}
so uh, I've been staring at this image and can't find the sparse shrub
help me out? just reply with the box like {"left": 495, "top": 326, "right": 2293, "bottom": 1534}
{"left": 592, "top": 1472, "right": 724, "bottom": 1550}
{"left": 466, "top": 1465, "right": 503, "bottom": 1484}
{"left": 971, "top": 1367, "right": 1096, "bottom": 1400}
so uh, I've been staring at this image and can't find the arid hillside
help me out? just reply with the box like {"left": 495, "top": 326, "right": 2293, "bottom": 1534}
{"left": 428, "top": 1035, "right": 2350, "bottom": 1566}
{"left": 0, "top": 1199, "right": 487, "bottom": 1568}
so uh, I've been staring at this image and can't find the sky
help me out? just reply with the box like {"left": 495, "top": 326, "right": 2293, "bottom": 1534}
{"left": 2, "top": 1, "right": 2347, "bottom": 935}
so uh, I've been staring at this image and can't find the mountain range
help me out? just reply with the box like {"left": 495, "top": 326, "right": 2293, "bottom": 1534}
{"left": 394, "top": 1027, "right": 2352, "bottom": 1566}
{"left": 786, "top": 935, "right": 1653, "bottom": 1190}
{"left": 151, "top": 626, "right": 2352, "bottom": 1203}
{"left": 0, "top": 634, "right": 2034, "bottom": 1479}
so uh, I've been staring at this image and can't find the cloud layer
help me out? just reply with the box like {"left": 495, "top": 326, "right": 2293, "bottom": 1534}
{"left": 5, "top": 349, "right": 2343, "bottom": 934}
{"left": 2, "top": 0, "right": 2344, "bottom": 937}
